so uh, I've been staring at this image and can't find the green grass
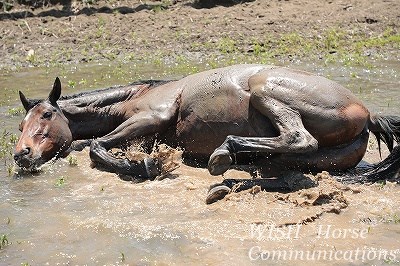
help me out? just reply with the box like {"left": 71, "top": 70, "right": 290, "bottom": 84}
{"left": 0, "top": 130, "right": 18, "bottom": 175}
{"left": 0, "top": 88, "right": 19, "bottom": 107}
{"left": 7, "top": 107, "right": 24, "bottom": 116}
{"left": 378, "top": 213, "right": 400, "bottom": 224}
{"left": 133, "top": 26, "right": 398, "bottom": 72}
{"left": 0, "top": 234, "right": 9, "bottom": 249}
{"left": 120, "top": 252, "right": 125, "bottom": 262}
{"left": 385, "top": 214, "right": 400, "bottom": 224}
{"left": 1, "top": 23, "right": 399, "bottom": 75}
{"left": 67, "top": 155, "right": 78, "bottom": 166}
{"left": 67, "top": 80, "right": 76, "bottom": 89}
{"left": 203, "top": 27, "right": 400, "bottom": 68}
{"left": 54, "top": 176, "right": 66, "bottom": 187}
{"left": 217, "top": 37, "right": 237, "bottom": 54}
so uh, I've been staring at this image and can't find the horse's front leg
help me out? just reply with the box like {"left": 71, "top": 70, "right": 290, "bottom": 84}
{"left": 70, "top": 139, "right": 93, "bottom": 151}
{"left": 60, "top": 139, "right": 93, "bottom": 158}
{"left": 90, "top": 139, "right": 159, "bottom": 179}
{"left": 89, "top": 107, "right": 177, "bottom": 179}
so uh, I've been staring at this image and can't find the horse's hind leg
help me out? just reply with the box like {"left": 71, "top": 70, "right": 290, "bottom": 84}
{"left": 207, "top": 130, "right": 369, "bottom": 204}
{"left": 208, "top": 91, "right": 318, "bottom": 175}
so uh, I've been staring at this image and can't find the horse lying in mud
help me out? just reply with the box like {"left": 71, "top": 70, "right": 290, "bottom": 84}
{"left": 14, "top": 64, "right": 400, "bottom": 203}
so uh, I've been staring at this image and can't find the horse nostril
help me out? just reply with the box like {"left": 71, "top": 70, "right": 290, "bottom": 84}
{"left": 14, "top": 147, "right": 31, "bottom": 162}
{"left": 23, "top": 147, "right": 31, "bottom": 155}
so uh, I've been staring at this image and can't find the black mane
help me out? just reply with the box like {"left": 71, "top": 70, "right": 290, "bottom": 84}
{"left": 59, "top": 79, "right": 173, "bottom": 101}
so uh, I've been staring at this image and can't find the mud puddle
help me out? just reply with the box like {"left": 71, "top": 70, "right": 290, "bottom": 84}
{"left": 0, "top": 60, "right": 399, "bottom": 265}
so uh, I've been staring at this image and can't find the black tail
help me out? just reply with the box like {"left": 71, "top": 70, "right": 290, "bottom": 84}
{"left": 369, "top": 115, "right": 400, "bottom": 154}
{"left": 357, "top": 115, "right": 400, "bottom": 182}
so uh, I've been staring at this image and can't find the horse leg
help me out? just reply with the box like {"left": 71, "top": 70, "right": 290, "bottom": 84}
{"left": 69, "top": 139, "right": 92, "bottom": 151}
{"left": 206, "top": 129, "right": 369, "bottom": 204}
{"left": 89, "top": 105, "right": 178, "bottom": 179}
{"left": 206, "top": 176, "right": 297, "bottom": 204}
{"left": 208, "top": 95, "right": 318, "bottom": 175}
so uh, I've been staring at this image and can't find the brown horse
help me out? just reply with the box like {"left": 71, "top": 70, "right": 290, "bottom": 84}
{"left": 14, "top": 64, "right": 400, "bottom": 200}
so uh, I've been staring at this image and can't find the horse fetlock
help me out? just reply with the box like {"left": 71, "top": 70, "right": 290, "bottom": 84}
{"left": 89, "top": 140, "right": 108, "bottom": 164}
{"left": 143, "top": 157, "right": 161, "bottom": 180}
{"left": 225, "top": 135, "right": 238, "bottom": 153}
{"left": 89, "top": 141, "right": 99, "bottom": 156}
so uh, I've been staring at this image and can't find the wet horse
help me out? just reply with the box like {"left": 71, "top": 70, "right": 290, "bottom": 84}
{"left": 14, "top": 64, "right": 400, "bottom": 199}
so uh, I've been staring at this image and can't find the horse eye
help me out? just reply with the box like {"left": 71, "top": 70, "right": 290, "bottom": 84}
{"left": 42, "top": 111, "right": 52, "bottom": 119}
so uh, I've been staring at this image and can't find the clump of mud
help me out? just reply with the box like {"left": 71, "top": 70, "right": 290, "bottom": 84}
{"left": 221, "top": 171, "right": 363, "bottom": 224}
{"left": 149, "top": 144, "right": 183, "bottom": 179}
{"left": 111, "top": 143, "right": 183, "bottom": 180}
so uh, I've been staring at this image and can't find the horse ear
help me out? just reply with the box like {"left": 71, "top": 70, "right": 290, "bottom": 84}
{"left": 19, "top": 91, "right": 34, "bottom": 111}
{"left": 48, "top": 77, "right": 62, "bottom": 105}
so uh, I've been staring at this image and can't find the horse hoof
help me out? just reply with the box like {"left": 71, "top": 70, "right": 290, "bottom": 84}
{"left": 206, "top": 185, "right": 231, "bottom": 204}
{"left": 208, "top": 149, "right": 232, "bottom": 176}
{"left": 144, "top": 157, "right": 161, "bottom": 179}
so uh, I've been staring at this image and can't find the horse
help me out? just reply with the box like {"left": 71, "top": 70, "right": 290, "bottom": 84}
{"left": 14, "top": 64, "right": 400, "bottom": 202}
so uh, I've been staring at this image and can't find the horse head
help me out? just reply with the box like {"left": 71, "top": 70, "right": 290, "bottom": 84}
{"left": 14, "top": 77, "right": 72, "bottom": 171}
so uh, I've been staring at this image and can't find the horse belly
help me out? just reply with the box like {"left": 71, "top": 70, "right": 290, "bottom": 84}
{"left": 176, "top": 93, "right": 246, "bottom": 156}
{"left": 176, "top": 91, "right": 275, "bottom": 158}
{"left": 173, "top": 64, "right": 269, "bottom": 157}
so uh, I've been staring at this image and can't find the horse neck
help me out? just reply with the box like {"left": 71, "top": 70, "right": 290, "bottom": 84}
{"left": 58, "top": 84, "right": 147, "bottom": 140}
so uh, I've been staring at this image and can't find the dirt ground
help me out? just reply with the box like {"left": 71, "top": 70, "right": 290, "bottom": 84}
{"left": 0, "top": 0, "right": 399, "bottom": 69}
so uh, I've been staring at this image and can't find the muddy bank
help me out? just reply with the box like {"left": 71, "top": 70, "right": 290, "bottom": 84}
{"left": 0, "top": 0, "right": 399, "bottom": 69}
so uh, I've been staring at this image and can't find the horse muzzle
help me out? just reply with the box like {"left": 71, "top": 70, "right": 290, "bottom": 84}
{"left": 13, "top": 148, "right": 41, "bottom": 171}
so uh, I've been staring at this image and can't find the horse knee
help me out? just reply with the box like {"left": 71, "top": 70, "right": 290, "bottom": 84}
{"left": 285, "top": 130, "right": 318, "bottom": 152}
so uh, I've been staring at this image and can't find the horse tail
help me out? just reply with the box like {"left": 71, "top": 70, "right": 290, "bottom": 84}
{"left": 369, "top": 115, "right": 400, "bottom": 153}
{"left": 360, "top": 114, "right": 400, "bottom": 182}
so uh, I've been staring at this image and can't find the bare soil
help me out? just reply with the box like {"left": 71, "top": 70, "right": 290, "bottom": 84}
{"left": 0, "top": 0, "right": 399, "bottom": 69}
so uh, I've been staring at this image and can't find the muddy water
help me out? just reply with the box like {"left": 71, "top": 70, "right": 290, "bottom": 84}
{"left": 0, "top": 61, "right": 399, "bottom": 265}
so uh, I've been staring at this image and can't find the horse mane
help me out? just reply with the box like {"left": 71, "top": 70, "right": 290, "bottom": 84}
{"left": 23, "top": 79, "right": 175, "bottom": 112}
{"left": 59, "top": 79, "right": 173, "bottom": 101}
